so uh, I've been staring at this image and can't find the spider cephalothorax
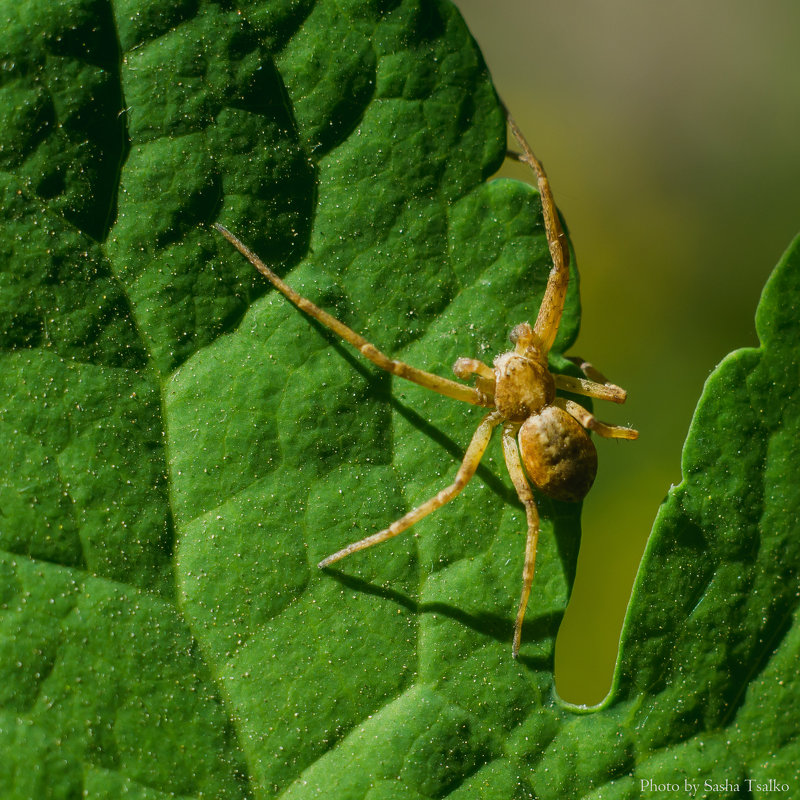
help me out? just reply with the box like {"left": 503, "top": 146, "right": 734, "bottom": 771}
{"left": 492, "top": 349, "right": 554, "bottom": 421}
{"left": 213, "top": 105, "right": 637, "bottom": 658}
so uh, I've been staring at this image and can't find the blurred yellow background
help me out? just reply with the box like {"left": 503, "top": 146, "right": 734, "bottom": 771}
{"left": 454, "top": 0, "right": 800, "bottom": 704}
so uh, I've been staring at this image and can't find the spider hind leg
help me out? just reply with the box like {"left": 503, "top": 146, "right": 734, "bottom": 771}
{"left": 556, "top": 397, "right": 638, "bottom": 440}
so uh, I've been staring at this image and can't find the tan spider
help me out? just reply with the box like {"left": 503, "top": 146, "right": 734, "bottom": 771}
{"left": 213, "top": 107, "right": 637, "bottom": 658}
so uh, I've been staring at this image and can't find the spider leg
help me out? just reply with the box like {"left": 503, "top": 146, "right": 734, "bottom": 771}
{"left": 318, "top": 411, "right": 503, "bottom": 568}
{"left": 555, "top": 397, "right": 638, "bottom": 440}
{"left": 503, "top": 105, "right": 569, "bottom": 355}
{"left": 566, "top": 357, "right": 613, "bottom": 384}
{"left": 213, "top": 224, "right": 493, "bottom": 408}
{"left": 501, "top": 422, "right": 541, "bottom": 659}
{"left": 553, "top": 374, "right": 627, "bottom": 404}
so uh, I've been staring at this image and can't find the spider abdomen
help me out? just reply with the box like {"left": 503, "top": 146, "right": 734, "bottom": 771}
{"left": 518, "top": 406, "right": 597, "bottom": 502}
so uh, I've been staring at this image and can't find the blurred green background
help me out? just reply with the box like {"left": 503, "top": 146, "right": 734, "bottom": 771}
{"left": 453, "top": 0, "right": 800, "bottom": 704}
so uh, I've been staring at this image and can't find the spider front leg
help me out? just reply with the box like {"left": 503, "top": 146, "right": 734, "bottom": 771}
{"left": 318, "top": 411, "right": 503, "bottom": 568}
{"left": 504, "top": 105, "right": 569, "bottom": 354}
{"left": 501, "top": 422, "right": 541, "bottom": 659}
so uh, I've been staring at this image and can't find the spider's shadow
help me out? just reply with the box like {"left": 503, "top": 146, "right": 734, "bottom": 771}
{"left": 306, "top": 313, "right": 582, "bottom": 610}
{"left": 323, "top": 567, "right": 561, "bottom": 671}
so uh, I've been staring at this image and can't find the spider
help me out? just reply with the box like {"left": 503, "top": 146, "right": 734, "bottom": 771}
{"left": 212, "top": 106, "right": 638, "bottom": 658}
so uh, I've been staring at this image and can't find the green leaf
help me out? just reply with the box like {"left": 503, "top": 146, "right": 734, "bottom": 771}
{"left": 1, "top": 1, "right": 798, "bottom": 799}
{"left": 524, "top": 234, "right": 800, "bottom": 798}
